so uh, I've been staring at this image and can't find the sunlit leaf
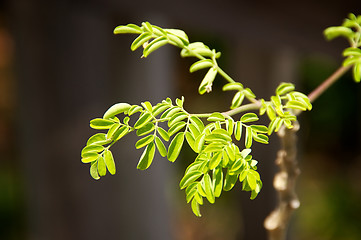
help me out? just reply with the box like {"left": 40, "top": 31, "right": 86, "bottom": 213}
{"left": 207, "top": 112, "right": 225, "bottom": 122}
{"left": 134, "top": 112, "right": 153, "bottom": 129}
{"left": 113, "top": 24, "right": 142, "bottom": 34}
{"left": 189, "top": 59, "right": 213, "bottom": 73}
{"left": 241, "top": 113, "right": 259, "bottom": 123}
{"left": 103, "top": 103, "right": 131, "bottom": 119}
{"left": 136, "top": 122, "right": 155, "bottom": 136}
{"left": 180, "top": 170, "right": 203, "bottom": 189}
{"left": 97, "top": 156, "right": 106, "bottom": 177}
{"left": 155, "top": 136, "right": 167, "bottom": 157}
{"left": 167, "top": 132, "right": 185, "bottom": 162}
{"left": 131, "top": 32, "right": 153, "bottom": 51}
{"left": 90, "top": 161, "right": 100, "bottom": 180}
{"left": 104, "top": 149, "right": 116, "bottom": 175}
{"left": 137, "top": 142, "right": 155, "bottom": 170}
{"left": 135, "top": 135, "right": 155, "bottom": 149}
{"left": 90, "top": 118, "right": 114, "bottom": 130}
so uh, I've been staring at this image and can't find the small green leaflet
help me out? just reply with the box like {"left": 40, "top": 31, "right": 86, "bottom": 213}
{"left": 167, "top": 132, "right": 185, "bottom": 162}
{"left": 137, "top": 142, "right": 156, "bottom": 170}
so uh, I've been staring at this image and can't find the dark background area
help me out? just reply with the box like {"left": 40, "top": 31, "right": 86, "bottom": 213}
{"left": 0, "top": 0, "right": 361, "bottom": 239}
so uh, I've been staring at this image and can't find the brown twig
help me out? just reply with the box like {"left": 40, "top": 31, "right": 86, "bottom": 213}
{"left": 264, "top": 124, "right": 301, "bottom": 240}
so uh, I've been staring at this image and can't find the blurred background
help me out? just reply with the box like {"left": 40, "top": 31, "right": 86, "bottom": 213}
{"left": 1, "top": 0, "right": 361, "bottom": 239}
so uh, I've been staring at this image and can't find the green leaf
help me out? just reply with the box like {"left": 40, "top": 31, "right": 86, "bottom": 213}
{"left": 194, "top": 133, "right": 206, "bottom": 153}
{"left": 113, "top": 24, "right": 142, "bottom": 34}
{"left": 157, "top": 127, "right": 170, "bottom": 141}
{"left": 234, "top": 121, "right": 242, "bottom": 141}
{"left": 250, "top": 125, "right": 268, "bottom": 133}
{"left": 81, "top": 152, "right": 99, "bottom": 163}
{"left": 136, "top": 122, "right": 155, "bottom": 136}
{"left": 353, "top": 62, "right": 361, "bottom": 82}
{"left": 198, "top": 67, "right": 217, "bottom": 94}
{"left": 90, "top": 161, "right": 100, "bottom": 180}
{"left": 168, "top": 112, "right": 188, "bottom": 127}
{"left": 188, "top": 124, "right": 201, "bottom": 139}
{"left": 285, "top": 100, "right": 307, "bottom": 111}
{"left": 81, "top": 145, "right": 104, "bottom": 157}
{"left": 168, "top": 121, "right": 187, "bottom": 136}
{"left": 103, "top": 103, "right": 131, "bottom": 119}
{"left": 253, "top": 134, "right": 269, "bottom": 144}
{"left": 137, "top": 142, "right": 156, "bottom": 170}
{"left": 141, "top": 101, "right": 153, "bottom": 112}
{"left": 225, "top": 144, "right": 236, "bottom": 162}
{"left": 112, "top": 125, "right": 129, "bottom": 141}
{"left": 128, "top": 105, "right": 143, "bottom": 116}
{"left": 231, "top": 91, "right": 245, "bottom": 109}
{"left": 209, "top": 152, "right": 223, "bottom": 170}
{"left": 90, "top": 118, "right": 115, "bottom": 130}
{"left": 276, "top": 82, "right": 295, "bottom": 96}
{"left": 97, "top": 156, "right": 106, "bottom": 177}
{"left": 160, "top": 106, "right": 182, "bottom": 119}
{"left": 155, "top": 136, "right": 167, "bottom": 157}
{"left": 203, "top": 173, "right": 215, "bottom": 203}
{"left": 241, "top": 113, "right": 259, "bottom": 123}
{"left": 131, "top": 32, "right": 153, "bottom": 51}
{"left": 213, "top": 167, "right": 223, "bottom": 198}
{"left": 152, "top": 104, "right": 169, "bottom": 117}
{"left": 180, "top": 170, "right": 203, "bottom": 189}
{"left": 135, "top": 135, "right": 155, "bottom": 149}
{"left": 245, "top": 127, "right": 253, "bottom": 148}
{"left": 104, "top": 149, "right": 116, "bottom": 175}
{"left": 189, "top": 59, "right": 214, "bottom": 73}
{"left": 185, "top": 182, "right": 198, "bottom": 203}
{"left": 189, "top": 116, "right": 205, "bottom": 133}
{"left": 203, "top": 143, "right": 224, "bottom": 153}
{"left": 191, "top": 198, "right": 202, "bottom": 217}
{"left": 167, "top": 132, "right": 185, "bottom": 162}
{"left": 185, "top": 131, "right": 196, "bottom": 152}
{"left": 324, "top": 26, "right": 354, "bottom": 40}
{"left": 165, "top": 29, "right": 189, "bottom": 45}
{"left": 343, "top": 47, "right": 361, "bottom": 57}
{"left": 87, "top": 133, "right": 110, "bottom": 146}
{"left": 143, "top": 36, "right": 168, "bottom": 57}
{"left": 207, "top": 112, "right": 225, "bottom": 122}
{"left": 107, "top": 123, "right": 121, "bottom": 139}
{"left": 205, "top": 129, "right": 232, "bottom": 143}
{"left": 246, "top": 171, "right": 257, "bottom": 190}
{"left": 224, "top": 171, "right": 238, "bottom": 191}
{"left": 226, "top": 118, "right": 234, "bottom": 136}
{"left": 134, "top": 112, "right": 153, "bottom": 129}
{"left": 222, "top": 82, "right": 243, "bottom": 91}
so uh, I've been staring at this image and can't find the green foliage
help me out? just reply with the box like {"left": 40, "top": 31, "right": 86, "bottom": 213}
{"left": 324, "top": 13, "right": 361, "bottom": 82}
{"left": 81, "top": 21, "right": 316, "bottom": 217}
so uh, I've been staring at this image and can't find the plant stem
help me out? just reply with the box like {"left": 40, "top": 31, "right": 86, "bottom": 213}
{"left": 265, "top": 64, "right": 351, "bottom": 240}
{"left": 264, "top": 124, "right": 301, "bottom": 240}
{"left": 307, "top": 65, "right": 351, "bottom": 103}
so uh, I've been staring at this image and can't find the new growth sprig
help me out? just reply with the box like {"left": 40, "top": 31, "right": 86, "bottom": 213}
{"left": 324, "top": 13, "right": 361, "bottom": 82}
{"left": 81, "top": 21, "right": 313, "bottom": 216}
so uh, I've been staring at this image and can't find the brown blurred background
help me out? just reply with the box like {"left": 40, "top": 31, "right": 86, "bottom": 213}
{"left": 1, "top": 0, "right": 361, "bottom": 239}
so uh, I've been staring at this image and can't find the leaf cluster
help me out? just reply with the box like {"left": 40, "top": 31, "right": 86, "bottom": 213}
{"left": 82, "top": 21, "right": 313, "bottom": 217}
{"left": 324, "top": 13, "right": 361, "bottom": 82}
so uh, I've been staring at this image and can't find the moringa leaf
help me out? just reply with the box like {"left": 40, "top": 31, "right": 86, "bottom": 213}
{"left": 103, "top": 103, "right": 131, "bottom": 119}
{"left": 167, "top": 132, "right": 185, "bottom": 162}
{"left": 135, "top": 135, "right": 155, "bottom": 149}
{"left": 154, "top": 136, "right": 167, "bottom": 157}
{"left": 104, "top": 149, "right": 116, "bottom": 175}
{"left": 137, "top": 142, "right": 156, "bottom": 170}
{"left": 90, "top": 118, "right": 114, "bottom": 130}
